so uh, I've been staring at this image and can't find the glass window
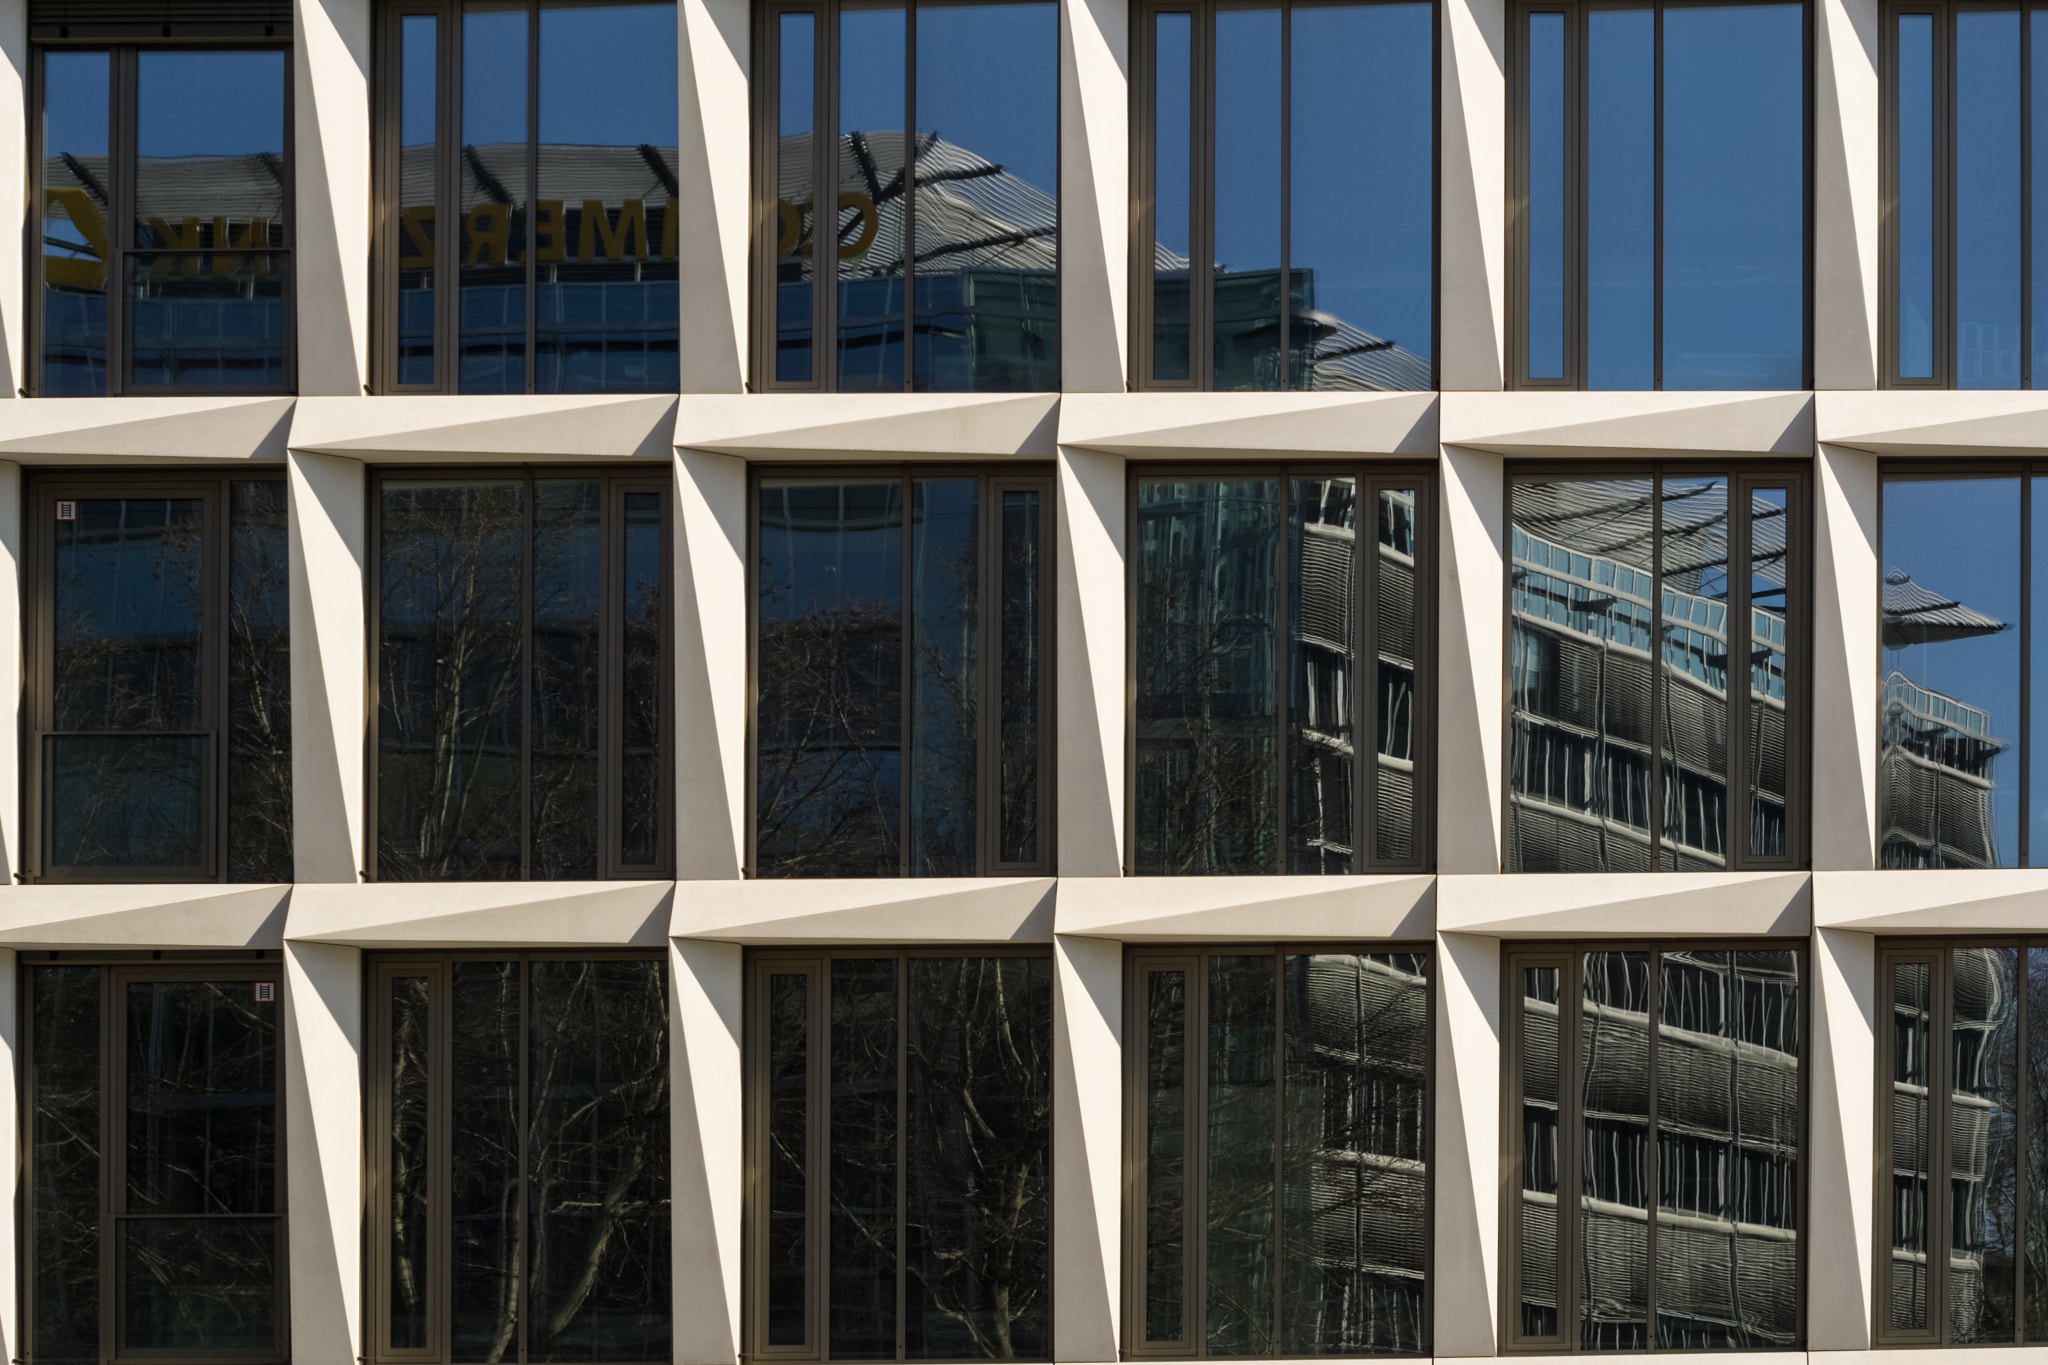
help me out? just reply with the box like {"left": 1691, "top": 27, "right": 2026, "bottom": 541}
{"left": 757, "top": 0, "right": 1059, "bottom": 392}
{"left": 744, "top": 949, "right": 1053, "bottom": 1360}
{"left": 27, "top": 962, "right": 286, "bottom": 1362}
{"left": 36, "top": 44, "right": 291, "bottom": 395}
{"left": 1510, "top": 0, "right": 1807, "bottom": 390}
{"left": 373, "top": 469, "right": 669, "bottom": 880}
{"left": 1125, "top": 946, "right": 1431, "bottom": 1357}
{"left": 369, "top": 953, "right": 671, "bottom": 1362}
{"left": 1131, "top": 470, "right": 1433, "bottom": 875}
{"left": 1507, "top": 469, "right": 1806, "bottom": 872}
{"left": 1133, "top": 0, "right": 1435, "bottom": 391}
{"left": 377, "top": 0, "right": 679, "bottom": 394}
{"left": 753, "top": 470, "right": 1051, "bottom": 876}
{"left": 1505, "top": 944, "right": 1804, "bottom": 1352}
{"left": 28, "top": 474, "right": 292, "bottom": 882}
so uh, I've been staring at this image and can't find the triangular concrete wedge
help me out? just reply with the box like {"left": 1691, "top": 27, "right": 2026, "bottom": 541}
{"left": 0, "top": 397, "right": 294, "bottom": 461}
{"left": 673, "top": 877, "right": 1055, "bottom": 942}
{"left": 1437, "top": 872, "right": 1810, "bottom": 936}
{"left": 1057, "top": 392, "right": 1439, "bottom": 457}
{"left": 676, "top": 393, "right": 1059, "bottom": 458}
{"left": 285, "top": 882, "right": 672, "bottom": 946}
{"left": 1054, "top": 875, "right": 1434, "bottom": 940}
{"left": 289, "top": 395, "right": 677, "bottom": 461}
{"left": 1441, "top": 391, "right": 1814, "bottom": 458}
{"left": 0, "top": 883, "right": 289, "bottom": 947}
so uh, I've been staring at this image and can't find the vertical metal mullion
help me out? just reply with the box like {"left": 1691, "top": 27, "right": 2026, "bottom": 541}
{"left": 2026, "top": 473, "right": 2034, "bottom": 867}
{"left": 902, "top": 1, "right": 918, "bottom": 392}
{"left": 819, "top": 2, "right": 838, "bottom": 389}
{"left": 110, "top": 47, "right": 132, "bottom": 397}
{"left": 1277, "top": 4, "right": 1291, "bottom": 389}
{"left": 524, "top": 1, "right": 539, "bottom": 394}
{"left": 1560, "top": 953, "right": 1583, "bottom": 1342}
{"left": 2018, "top": 943, "right": 2031, "bottom": 1341}
{"left": 99, "top": 966, "right": 118, "bottom": 1359}
{"left": 1731, "top": 480, "right": 1752, "bottom": 867}
{"left": 895, "top": 955, "right": 909, "bottom": 1361}
{"left": 1652, "top": 1, "right": 1665, "bottom": 390}
{"left": 1191, "top": 952, "right": 1209, "bottom": 1355}
{"left": 516, "top": 957, "right": 532, "bottom": 1364}
{"left": 211, "top": 479, "right": 230, "bottom": 881}
{"left": 601, "top": 479, "right": 620, "bottom": 876}
{"left": 520, "top": 474, "right": 535, "bottom": 879}
{"left": 1357, "top": 472, "right": 1376, "bottom": 872}
{"left": 817, "top": 957, "right": 834, "bottom": 1361}
{"left": 901, "top": 474, "right": 914, "bottom": 875}
{"left": 976, "top": 477, "right": 995, "bottom": 874}
{"left": 1929, "top": 948, "right": 1951, "bottom": 1344}
{"left": 1198, "top": 7, "right": 1215, "bottom": 389}
{"left": 1649, "top": 470, "right": 1666, "bottom": 867}
{"left": 2026, "top": 1, "right": 2035, "bottom": 390}
{"left": 1269, "top": 949, "right": 1286, "bottom": 1353}
{"left": 1643, "top": 950, "right": 1660, "bottom": 1345}
{"left": 441, "top": 1, "right": 461, "bottom": 392}
{"left": 1275, "top": 472, "right": 1289, "bottom": 874}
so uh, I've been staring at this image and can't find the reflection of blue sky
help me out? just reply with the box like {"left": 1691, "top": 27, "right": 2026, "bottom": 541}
{"left": 43, "top": 51, "right": 106, "bottom": 251}
{"left": 1897, "top": 12, "right": 1933, "bottom": 377}
{"left": 918, "top": 3, "right": 1056, "bottom": 194}
{"left": 1956, "top": 10, "right": 2020, "bottom": 389}
{"left": 780, "top": 12, "right": 813, "bottom": 136}
{"left": 137, "top": 51, "right": 284, "bottom": 158}
{"left": 839, "top": 5, "right": 905, "bottom": 142}
{"left": 1214, "top": 9, "right": 1281, "bottom": 277}
{"left": 541, "top": 3, "right": 678, "bottom": 147}
{"left": 1587, "top": 7, "right": 1651, "bottom": 389}
{"left": 402, "top": 16, "right": 437, "bottom": 147}
{"left": 463, "top": 6, "right": 527, "bottom": 149}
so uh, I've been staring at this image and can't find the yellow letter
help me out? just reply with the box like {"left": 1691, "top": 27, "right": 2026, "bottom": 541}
{"left": 42, "top": 187, "right": 108, "bottom": 290}
{"left": 464, "top": 202, "right": 511, "bottom": 267}
{"left": 662, "top": 197, "right": 678, "bottom": 260}
{"left": 578, "top": 199, "right": 648, "bottom": 261}
{"left": 399, "top": 206, "right": 435, "bottom": 270}
{"left": 534, "top": 200, "right": 566, "bottom": 262}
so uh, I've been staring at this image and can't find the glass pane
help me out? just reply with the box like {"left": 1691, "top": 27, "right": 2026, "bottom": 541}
{"left": 389, "top": 975, "right": 432, "bottom": 1353}
{"left": 535, "top": 0, "right": 679, "bottom": 393}
{"left": 48, "top": 735, "right": 205, "bottom": 871}
{"left": 1892, "top": 959, "right": 1933, "bottom": 1333}
{"left": 911, "top": 0, "right": 1059, "bottom": 391}
{"left": 621, "top": 490, "right": 663, "bottom": 867}
{"left": 40, "top": 50, "right": 110, "bottom": 396}
{"left": 1152, "top": 11, "right": 1193, "bottom": 382}
{"left": 1508, "top": 479, "right": 1657, "bottom": 871}
{"left": 829, "top": 958, "right": 898, "bottom": 1359}
{"left": 1288, "top": 476, "right": 1357, "bottom": 872}
{"left": 377, "top": 480, "right": 526, "bottom": 880}
{"left": 904, "top": 957, "right": 1053, "bottom": 1358}
{"left": 837, "top": 1, "right": 907, "bottom": 391}
{"left": 399, "top": 14, "right": 439, "bottom": 385}
{"left": 1133, "top": 479, "right": 1281, "bottom": 874}
{"left": 1518, "top": 965, "right": 1562, "bottom": 1338}
{"left": 998, "top": 489, "right": 1042, "bottom": 864}
{"left": 527, "top": 959, "right": 671, "bottom": 1361}
{"left": 2026, "top": 948, "right": 2048, "bottom": 1339}
{"left": 1661, "top": 3, "right": 1805, "bottom": 388}
{"left": 908, "top": 479, "right": 979, "bottom": 875}
{"left": 460, "top": 0, "right": 529, "bottom": 393}
{"left": 1658, "top": 476, "right": 1731, "bottom": 869}
{"left": 776, "top": 11, "right": 817, "bottom": 383}
{"left": 1524, "top": 11, "right": 1566, "bottom": 380}
{"left": 1586, "top": 6, "right": 1654, "bottom": 389}
{"left": 766, "top": 972, "right": 810, "bottom": 1347}
{"left": 1742, "top": 488, "right": 1792, "bottom": 859}
{"left": 126, "top": 979, "right": 276, "bottom": 1215}
{"left": 2033, "top": 477, "right": 2048, "bottom": 864}
{"left": 1897, "top": 11, "right": 1935, "bottom": 379}
{"left": 451, "top": 961, "right": 520, "bottom": 1361}
{"left": 228, "top": 481, "right": 292, "bottom": 882}
{"left": 1289, "top": 2, "right": 1433, "bottom": 388}
{"left": 126, "top": 251, "right": 288, "bottom": 388}
{"left": 55, "top": 496, "right": 205, "bottom": 732}
{"left": 1958, "top": 9, "right": 2023, "bottom": 389}
{"left": 1212, "top": 6, "right": 1281, "bottom": 390}
{"left": 1280, "top": 952, "right": 1429, "bottom": 1354}
{"left": 755, "top": 481, "right": 905, "bottom": 876}
{"left": 2034, "top": 7, "right": 2048, "bottom": 385}
{"left": 1881, "top": 476, "right": 2019, "bottom": 868}
{"left": 532, "top": 479, "right": 602, "bottom": 879}
{"left": 1206, "top": 954, "right": 1276, "bottom": 1354}
{"left": 1950, "top": 946, "right": 2019, "bottom": 1341}
{"left": 32, "top": 966, "right": 101, "bottom": 1363}
{"left": 1145, "top": 968, "right": 1188, "bottom": 1344}
{"left": 1374, "top": 488, "right": 1421, "bottom": 863}
{"left": 1580, "top": 951, "right": 1650, "bottom": 1349}
{"left": 120, "top": 1217, "right": 277, "bottom": 1352}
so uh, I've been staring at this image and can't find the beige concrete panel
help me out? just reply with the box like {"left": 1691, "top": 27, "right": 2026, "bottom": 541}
{"left": 1438, "top": 446, "right": 1504, "bottom": 873}
{"left": 675, "top": 449, "right": 747, "bottom": 879}
{"left": 1814, "top": 446, "right": 1878, "bottom": 870}
{"left": 1814, "top": 869, "right": 2048, "bottom": 931}
{"left": 1062, "top": 0, "right": 1129, "bottom": 392}
{"left": 294, "top": 0, "right": 372, "bottom": 394}
{"left": 1434, "top": 931, "right": 1499, "bottom": 1355}
{"left": 0, "top": 396, "right": 293, "bottom": 461}
{"left": 286, "top": 881, "right": 673, "bottom": 946}
{"left": 1057, "top": 446, "right": 1125, "bottom": 874}
{"left": 1054, "top": 875, "right": 1434, "bottom": 940}
{"left": 675, "top": 392, "right": 1060, "bottom": 459}
{"left": 1053, "top": 934, "right": 1121, "bottom": 1359}
{"left": 677, "top": 0, "right": 749, "bottom": 392}
{"left": 288, "top": 451, "right": 365, "bottom": 884}
{"left": 672, "top": 878, "right": 1056, "bottom": 942}
{"left": 1813, "top": 0, "right": 1879, "bottom": 390}
{"left": 0, "top": 884, "right": 288, "bottom": 947}
{"left": 284, "top": 940, "right": 362, "bottom": 1365}
{"left": 289, "top": 394, "right": 677, "bottom": 461}
{"left": 1436, "top": 872, "right": 1812, "bottom": 936}
{"left": 1816, "top": 388, "right": 2048, "bottom": 456}
{"left": 672, "top": 938, "right": 742, "bottom": 1364}
{"left": 0, "top": 0, "right": 23, "bottom": 398}
{"left": 1809, "top": 927, "right": 1876, "bottom": 1350}
{"left": 1057, "top": 391, "right": 1439, "bottom": 458}
{"left": 0, "top": 950, "right": 16, "bottom": 1365}
{"left": 0, "top": 462, "right": 20, "bottom": 878}
{"left": 1439, "top": 390, "right": 1815, "bottom": 458}
{"left": 1439, "top": 0, "right": 1504, "bottom": 390}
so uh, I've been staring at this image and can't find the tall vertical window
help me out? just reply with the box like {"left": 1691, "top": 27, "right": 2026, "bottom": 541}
{"left": 373, "top": 468, "right": 670, "bottom": 880}
{"left": 368, "top": 953, "right": 671, "bottom": 1364}
{"left": 27, "top": 473, "right": 293, "bottom": 882}
{"left": 35, "top": 40, "right": 292, "bottom": 395}
{"left": 1124, "top": 946, "right": 1431, "bottom": 1357}
{"left": 374, "top": 0, "right": 680, "bottom": 394}
{"left": 743, "top": 949, "right": 1053, "bottom": 1360}
{"left": 1132, "top": 0, "right": 1436, "bottom": 391}
{"left": 1507, "top": 470, "right": 1808, "bottom": 872}
{"left": 755, "top": 0, "right": 1059, "bottom": 392}
{"left": 1882, "top": 1, "right": 2048, "bottom": 387}
{"left": 752, "top": 469, "right": 1052, "bottom": 876}
{"left": 1504, "top": 944, "right": 1804, "bottom": 1352}
{"left": 1509, "top": 0, "right": 1808, "bottom": 390}
{"left": 27, "top": 960, "right": 287, "bottom": 1363}
{"left": 1130, "top": 469, "right": 1434, "bottom": 875}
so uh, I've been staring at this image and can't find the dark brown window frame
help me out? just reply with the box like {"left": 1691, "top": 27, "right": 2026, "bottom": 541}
{"left": 1497, "top": 938, "right": 1811, "bottom": 1355}
{"left": 370, "top": 0, "right": 458, "bottom": 395}
{"left": 1503, "top": 460, "right": 1813, "bottom": 872}
{"left": 20, "top": 951, "right": 292, "bottom": 1365}
{"left": 745, "top": 463, "right": 1057, "bottom": 877}
{"left": 1124, "top": 461, "right": 1438, "bottom": 875}
{"left": 364, "top": 463, "right": 676, "bottom": 882}
{"left": 1120, "top": 941, "right": 1436, "bottom": 1360}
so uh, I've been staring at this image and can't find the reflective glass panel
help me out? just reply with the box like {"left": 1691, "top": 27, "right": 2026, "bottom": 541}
{"left": 1213, "top": 6, "right": 1282, "bottom": 390}
{"left": 2026, "top": 949, "right": 2048, "bottom": 1338}
{"left": 777, "top": 11, "right": 817, "bottom": 383}
{"left": 1374, "top": 488, "right": 1421, "bottom": 863}
{"left": 1586, "top": 6, "right": 1653, "bottom": 390}
{"left": 2034, "top": 8, "right": 2048, "bottom": 384}
{"left": 1747, "top": 487, "right": 1791, "bottom": 857}
{"left": 1519, "top": 965, "right": 1562, "bottom": 1338}
{"left": 621, "top": 490, "right": 663, "bottom": 867}
{"left": 388, "top": 975, "right": 432, "bottom": 1353}
{"left": 1206, "top": 955, "right": 1276, "bottom": 1354}
{"left": 451, "top": 960, "right": 519, "bottom": 1360}
{"left": 228, "top": 481, "right": 292, "bottom": 882}
{"left": 1145, "top": 968, "right": 1189, "bottom": 1343}
{"left": 1898, "top": 11, "right": 1936, "bottom": 379}
{"left": 120, "top": 1218, "right": 277, "bottom": 1351}
{"left": 32, "top": 966, "right": 101, "bottom": 1362}
{"left": 998, "top": 489, "right": 1042, "bottom": 864}
{"left": 908, "top": 480, "right": 979, "bottom": 875}
{"left": 1658, "top": 476, "right": 1731, "bottom": 869}
{"left": 1893, "top": 960, "right": 1934, "bottom": 1333}
{"left": 399, "top": 14, "right": 439, "bottom": 385}
{"left": 40, "top": 51, "right": 110, "bottom": 395}
{"left": 459, "top": 0, "right": 529, "bottom": 393}
{"left": 836, "top": 2, "right": 907, "bottom": 391}
{"left": 1288, "top": 476, "right": 1357, "bottom": 873}
{"left": 829, "top": 958, "right": 899, "bottom": 1359}
{"left": 1153, "top": 11, "right": 1193, "bottom": 382}
{"left": 1524, "top": 11, "right": 1566, "bottom": 380}
{"left": 1950, "top": 946, "right": 2020, "bottom": 1342}
{"left": 1958, "top": 10, "right": 2023, "bottom": 389}
{"left": 766, "top": 972, "right": 810, "bottom": 1347}
{"left": 531, "top": 479, "right": 602, "bottom": 880}
{"left": 1579, "top": 951, "right": 1650, "bottom": 1349}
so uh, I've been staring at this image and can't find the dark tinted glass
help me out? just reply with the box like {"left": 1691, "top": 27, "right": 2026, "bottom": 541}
{"left": 228, "top": 481, "right": 292, "bottom": 881}
{"left": 1206, "top": 955, "right": 1277, "bottom": 1353}
{"left": 532, "top": 479, "right": 603, "bottom": 880}
{"left": 40, "top": 50, "right": 110, "bottom": 395}
{"left": 1958, "top": 9, "right": 2024, "bottom": 388}
{"left": 2034, "top": 11, "right": 2048, "bottom": 384}
{"left": 120, "top": 1217, "right": 277, "bottom": 1351}
{"left": 776, "top": 11, "right": 817, "bottom": 383}
{"left": 1213, "top": 6, "right": 1282, "bottom": 391}
{"left": 1951, "top": 946, "right": 2020, "bottom": 1342}
{"left": 1579, "top": 951, "right": 1650, "bottom": 1349}
{"left": 399, "top": 14, "right": 439, "bottom": 384}
{"left": 830, "top": 958, "right": 899, "bottom": 1359}
{"left": 1153, "top": 10, "right": 1193, "bottom": 382}
{"left": 1288, "top": 476, "right": 1357, "bottom": 872}
{"left": 1586, "top": 6, "right": 1653, "bottom": 389}
{"left": 908, "top": 480, "right": 979, "bottom": 875}
{"left": 126, "top": 980, "right": 276, "bottom": 1215}
{"left": 1524, "top": 10, "right": 1566, "bottom": 380}
{"left": 1144, "top": 968, "right": 1189, "bottom": 1344}
{"left": 1897, "top": 11, "right": 1935, "bottom": 378}
{"left": 388, "top": 975, "right": 432, "bottom": 1353}
{"left": 1373, "top": 488, "right": 1420, "bottom": 863}
{"left": 1518, "top": 964, "right": 1562, "bottom": 1338}
{"left": 767, "top": 972, "right": 811, "bottom": 1347}
{"left": 1893, "top": 959, "right": 1933, "bottom": 1333}
{"left": 621, "top": 491, "right": 663, "bottom": 867}
{"left": 1658, "top": 476, "right": 1731, "bottom": 868}
{"left": 451, "top": 960, "right": 520, "bottom": 1360}
{"left": 837, "top": 2, "right": 907, "bottom": 391}
{"left": 2027, "top": 950, "right": 2048, "bottom": 1338}
{"left": 999, "top": 489, "right": 1043, "bottom": 863}
{"left": 32, "top": 966, "right": 101, "bottom": 1362}
{"left": 459, "top": 0, "right": 529, "bottom": 393}
{"left": 48, "top": 734, "right": 205, "bottom": 870}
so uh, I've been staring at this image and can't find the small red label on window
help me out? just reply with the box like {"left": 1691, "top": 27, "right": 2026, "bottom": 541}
{"left": 254, "top": 981, "right": 276, "bottom": 1003}
{"left": 55, "top": 501, "right": 75, "bottom": 522}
